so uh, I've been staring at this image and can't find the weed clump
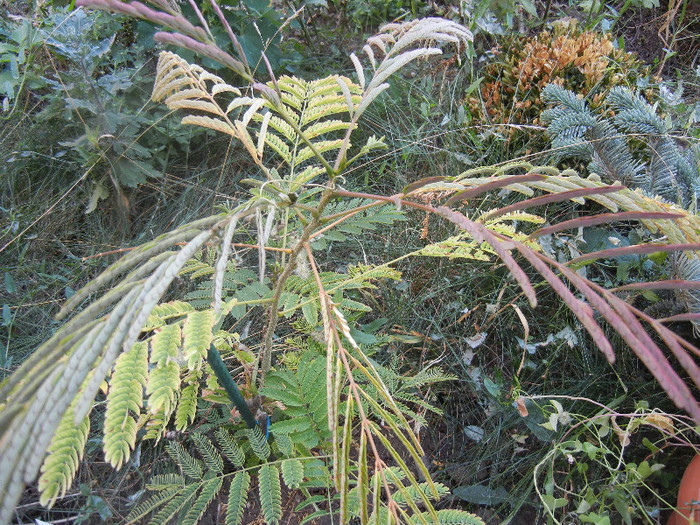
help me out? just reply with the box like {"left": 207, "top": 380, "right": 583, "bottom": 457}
{"left": 467, "top": 20, "right": 652, "bottom": 136}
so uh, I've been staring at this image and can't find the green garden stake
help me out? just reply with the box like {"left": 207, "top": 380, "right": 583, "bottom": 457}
{"left": 207, "top": 343, "right": 257, "bottom": 430}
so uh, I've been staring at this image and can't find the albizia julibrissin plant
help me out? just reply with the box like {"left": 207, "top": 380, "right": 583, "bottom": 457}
{"left": 0, "top": 3, "right": 698, "bottom": 524}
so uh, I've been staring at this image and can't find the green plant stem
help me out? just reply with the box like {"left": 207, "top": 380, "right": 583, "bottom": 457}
{"left": 255, "top": 187, "right": 336, "bottom": 386}
{"left": 207, "top": 343, "right": 257, "bottom": 429}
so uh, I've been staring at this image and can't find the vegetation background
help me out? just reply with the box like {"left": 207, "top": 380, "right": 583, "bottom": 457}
{"left": 1, "top": 0, "right": 699, "bottom": 524}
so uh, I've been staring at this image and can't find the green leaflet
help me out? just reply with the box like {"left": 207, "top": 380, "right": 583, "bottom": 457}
{"left": 183, "top": 310, "right": 215, "bottom": 370}
{"left": 408, "top": 510, "right": 485, "bottom": 524}
{"left": 143, "top": 300, "right": 195, "bottom": 331}
{"left": 147, "top": 323, "right": 181, "bottom": 416}
{"left": 166, "top": 441, "right": 204, "bottom": 481}
{"left": 246, "top": 427, "right": 271, "bottom": 461}
{"left": 38, "top": 405, "right": 90, "bottom": 507}
{"left": 175, "top": 372, "right": 200, "bottom": 431}
{"left": 126, "top": 486, "right": 182, "bottom": 523}
{"left": 281, "top": 459, "right": 304, "bottom": 489}
{"left": 216, "top": 428, "right": 246, "bottom": 467}
{"left": 103, "top": 341, "right": 148, "bottom": 470}
{"left": 190, "top": 433, "right": 224, "bottom": 474}
{"left": 181, "top": 476, "right": 223, "bottom": 525}
{"left": 148, "top": 483, "right": 200, "bottom": 525}
{"left": 258, "top": 464, "right": 282, "bottom": 525}
{"left": 225, "top": 471, "right": 250, "bottom": 525}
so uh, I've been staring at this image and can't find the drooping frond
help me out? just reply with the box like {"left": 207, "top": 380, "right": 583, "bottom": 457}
{"left": 430, "top": 163, "right": 700, "bottom": 421}
{"left": 151, "top": 51, "right": 258, "bottom": 151}
{"left": 351, "top": 18, "right": 472, "bottom": 123}
{"left": 0, "top": 211, "right": 236, "bottom": 522}
{"left": 75, "top": 0, "right": 252, "bottom": 80}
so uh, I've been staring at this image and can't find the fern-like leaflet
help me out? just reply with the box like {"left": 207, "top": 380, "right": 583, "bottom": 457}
{"left": 258, "top": 464, "right": 283, "bottom": 525}
{"left": 37, "top": 405, "right": 90, "bottom": 507}
{"left": 103, "top": 341, "right": 148, "bottom": 470}
{"left": 226, "top": 471, "right": 251, "bottom": 525}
